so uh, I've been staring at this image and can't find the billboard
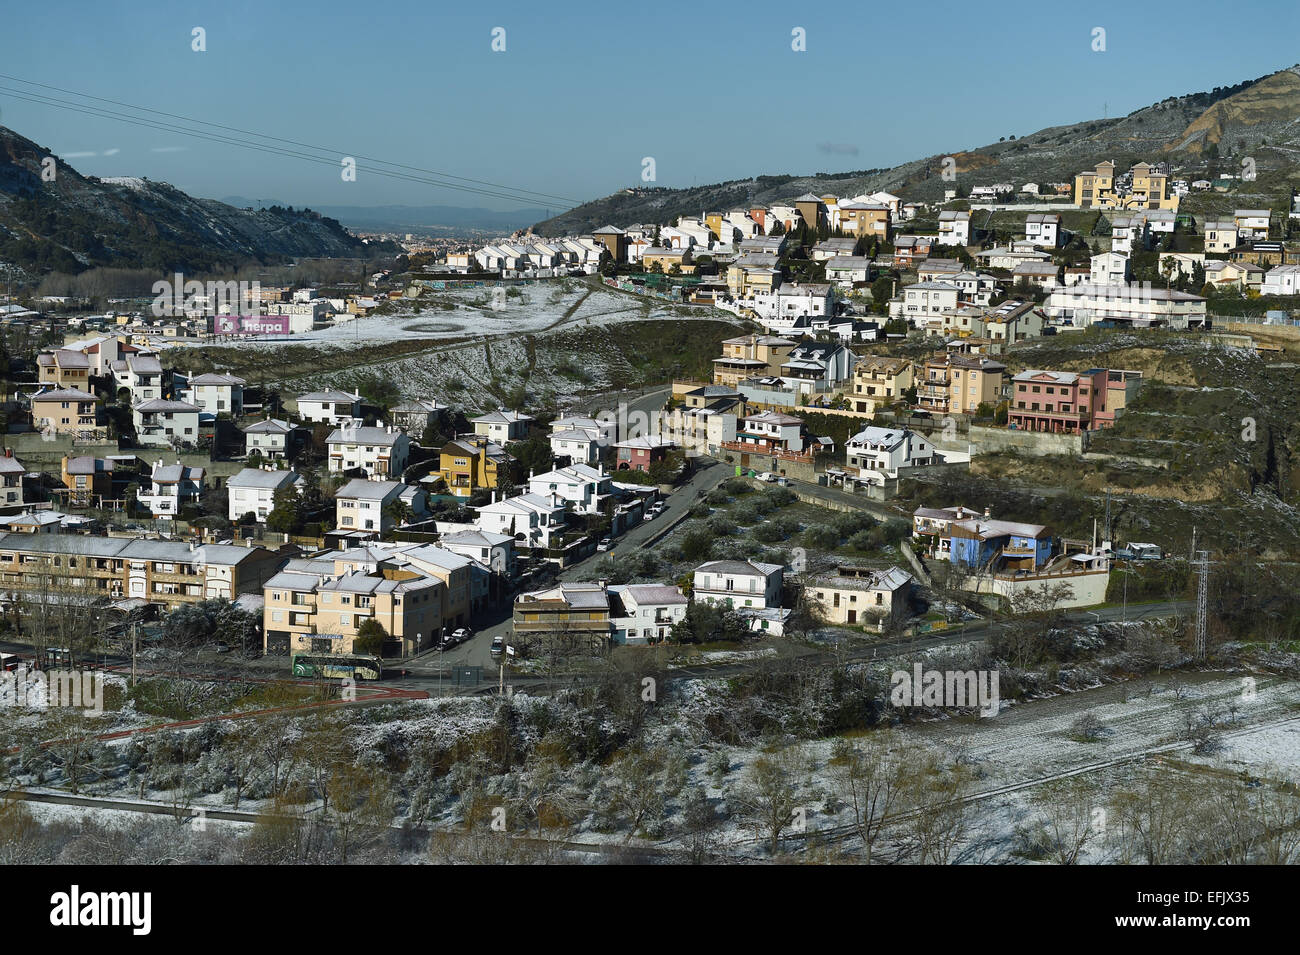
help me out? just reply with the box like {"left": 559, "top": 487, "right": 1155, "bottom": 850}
{"left": 212, "top": 314, "right": 290, "bottom": 336}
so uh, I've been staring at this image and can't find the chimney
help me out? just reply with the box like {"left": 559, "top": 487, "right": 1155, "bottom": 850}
{"left": 983, "top": 506, "right": 991, "bottom": 519}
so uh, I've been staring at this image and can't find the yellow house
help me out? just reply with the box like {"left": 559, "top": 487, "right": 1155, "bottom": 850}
{"left": 727, "top": 264, "right": 780, "bottom": 297}
{"left": 839, "top": 202, "right": 891, "bottom": 240}
{"left": 37, "top": 349, "right": 92, "bottom": 390}
{"left": 438, "top": 435, "right": 514, "bottom": 497}
{"left": 704, "top": 212, "right": 723, "bottom": 240}
{"left": 1074, "top": 160, "right": 1178, "bottom": 211}
{"left": 1130, "top": 162, "right": 1178, "bottom": 211}
{"left": 1073, "top": 160, "right": 1116, "bottom": 208}
{"left": 642, "top": 247, "right": 695, "bottom": 274}
{"left": 851, "top": 357, "right": 914, "bottom": 413}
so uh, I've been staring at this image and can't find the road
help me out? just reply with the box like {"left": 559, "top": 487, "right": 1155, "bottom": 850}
{"left": 400, "top": 384, "right": 719, "bottom": 681}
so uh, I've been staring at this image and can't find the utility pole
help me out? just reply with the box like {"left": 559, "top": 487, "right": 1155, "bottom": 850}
{"left": 1194, "top": 550, "right": 1210, "bottom": 660}
{"left": 130, "top": 622, "right": 137, "bottom": 688}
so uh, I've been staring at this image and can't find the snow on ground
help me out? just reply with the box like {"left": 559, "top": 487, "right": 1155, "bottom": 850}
{"left": 693, "top": 648, "right": 779, "bottom": 664}
{"left": 1187, "top": 718, "right": 1300, "bottom": 781}
{"left": 196, "top": 285, "right": 706, "bottom": 351}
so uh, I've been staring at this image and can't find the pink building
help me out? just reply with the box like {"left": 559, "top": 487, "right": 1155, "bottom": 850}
{"left": 614, "top": 435, "right": 676, "bottom": 472}
{"left": 1008, "top": 368, "right": 1110, "bottom": 434}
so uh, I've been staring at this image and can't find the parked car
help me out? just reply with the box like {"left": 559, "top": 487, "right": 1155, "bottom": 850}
{"left": 490, "top": 635, "right": 505, "bottom": 656}
{"left": 451, "top": 627, "right": 472, "bottom": 642}
{"left": 775, "top": 477, "right": 791, "bottom": 487}
{"left": 756, "top": 472, "right": 777, "bottom": 483}
{"left": 648, "top": 501, "right": 668, "bottom": 517}
{"left": 597, "top": 537, "right": 613, "bottom": 552}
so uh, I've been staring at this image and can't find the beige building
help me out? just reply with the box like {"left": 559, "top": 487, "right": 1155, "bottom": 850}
{"left": 263, "top": 562, "right": 444, "bottom": 657}
{"left": 807, "top": 565, "right": 912, "bottom": 630}
{"left": 32, "top": 388, "right": 102, "bottom": 436}
{"left": 917, "top": 354, "right": 1006, "bottom": 416}
{"left": 0, "top": 534, "right": 279, "bottom": 611}
{"left": 712, "top": 335, "right": 797, "bottom": 388}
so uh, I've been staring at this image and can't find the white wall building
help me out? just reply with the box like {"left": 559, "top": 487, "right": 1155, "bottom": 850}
{"left": 228, "top": 467, "right": 303, "bottom": 522}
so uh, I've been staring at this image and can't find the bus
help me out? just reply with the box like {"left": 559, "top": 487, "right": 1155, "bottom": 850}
{"left": 290, "top": 653, "right": 382, "bottom": 681}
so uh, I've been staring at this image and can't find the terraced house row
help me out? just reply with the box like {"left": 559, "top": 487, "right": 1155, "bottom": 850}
{"left": 0, "top": 534, "right": 281, "bottom": 608}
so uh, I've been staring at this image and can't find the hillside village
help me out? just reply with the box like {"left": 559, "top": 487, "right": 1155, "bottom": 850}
{"left": 1, "top": 150, "right": 1297, "bottom": 664}
{"left": 4, "top": 105, "right": 1300, "bottom": 866}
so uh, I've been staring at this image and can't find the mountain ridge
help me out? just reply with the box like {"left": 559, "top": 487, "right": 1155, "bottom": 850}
{"left": 534, "top": 64, "right": 1300, "bottom": 235}
{"left": 0, "top": 125, "right": 388, "bottom": 276}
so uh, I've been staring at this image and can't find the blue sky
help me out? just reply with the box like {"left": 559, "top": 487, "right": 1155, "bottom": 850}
{"left": 1, "top": 0, "right": 1297, "bottom": 211}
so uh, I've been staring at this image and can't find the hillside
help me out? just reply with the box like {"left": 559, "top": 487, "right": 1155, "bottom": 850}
{"left": 0, "top": 125, "right": 388, "bottom": 276}
{"left": 535, "top": 64, "right": 1300, "bottom": 235}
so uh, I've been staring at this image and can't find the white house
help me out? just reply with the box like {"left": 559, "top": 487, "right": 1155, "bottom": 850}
{"left": 610, "top": 584, "right": 688, "bottom": 645}
{"left": 937, "top": 210, "right": 970, "bottom": 246}
{"left": 527, "top": 464, "right": 612, "bottom": 515}
{"left": 1090, "top": 251, "right": 1131, "bottom": 286}
{"left": 1044, "top": 284, "right": 1206, "bottom": 329}
{"left": 335, "top": 478, "right": 412, "bottom": 535}
{"left": 476, "top": 491, "right": 568, "bottom": 550}
{"left": 113, "top": 353, "right": 164, "bottom": 402}
{"left": 297, "top": 389, "right": 361, "bottom": 425}
{"left": 439, "top": 528, "right": 515, "bottom": 577}
{"left": 228, "top": 467, "right": 303, "bottom": 523}
{"left": 895, "top": 282, "right": 960, "bottom": 320}
{"left": 181, "top": 372, "right": 245, "bottom": 417}
{"left": 549, "top": 414, "right": 614, "bottom": 465}
{"left": 326, "top": 424, "right": 411, "bottom": 479}
{"left": 692, "top": 559, "right": 784, "bottom": 611}
{"left": 390, "top": 399, "right": 444, "bottom": 435}
{"left": 845, "top": 427, "right": 938, "bottom": 485}
{"left": 138, "top": 461, "right": 204, "bottom": 519}
{"left": 1025, "top": 213, "right": 1060, "bottom": 248}
{"left": 779, "top": 341, "right": 856, "bottom": 392}
{"left": 472, "top": 409, "right": 534, "bottom": 443}
{"left": 243, "top": 418, "right": 302, "bottom": 461}
{"left": 134, "top": 399, "right": 201, "bottom": 447}
{"left": 824, "top": 256, "right": 873, "bottom": 287}
{"left": 0, "top": 455, "right": 24, "bottom": 510}
{"left": 1262, "top": 264, "right": 1300, "bottom": 296}
{"left": 1110, "top": 215, "right": 1146, "bottom": 255}
{"left": 1235, "top": 209, "right": 1271, "bottom": 241}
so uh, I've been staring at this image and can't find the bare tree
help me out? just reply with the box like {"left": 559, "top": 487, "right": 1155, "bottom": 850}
{"left": 830, "top": 732, "right": 905, "bottom": 864}
{"left": 728, "top": 748, "right": 803, "bottom": 856}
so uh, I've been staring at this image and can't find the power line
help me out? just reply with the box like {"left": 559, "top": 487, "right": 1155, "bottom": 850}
{"left": 0, "top": 74, "right": 582, "bottom": 208}
{"left": 0, "top": 86, "right": 563, "bottom": 208}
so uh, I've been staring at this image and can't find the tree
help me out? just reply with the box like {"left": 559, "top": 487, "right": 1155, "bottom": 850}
{"left": 353, "top": 618, "right": 387, "bottom": 656}
{"left": 670, "top": 600, "right": 750, "bottom": 644}
{"left": 729, "top": 749, "right": 803, "bottom": 855}
{"left": 830, "top": 733, "right": 905, "bottom": 864}
{"left": 869, "top": 276, "right": 894, "bottom": 315}
{"left": 507, "top": 434, "right": 553, "bottom": 477}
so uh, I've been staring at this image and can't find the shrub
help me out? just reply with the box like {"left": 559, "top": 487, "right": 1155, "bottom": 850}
{"left": 680, "top": 528, "right": 714, "bottom": 561}
{"left": 801, "top": 524, "right": 841, "bottom": 550}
